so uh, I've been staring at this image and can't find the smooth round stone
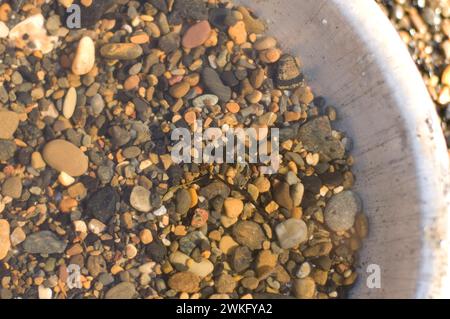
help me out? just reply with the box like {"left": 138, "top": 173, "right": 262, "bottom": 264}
{"left": 324, "top": 191, "right": 361, "bottom": 232}
{"left": 105, "top": 282, "right": 136, "bottom": 299}
{"left": 182, "top": 20, "right": 212, "bottom": 49}
{"left": 0, "top": 110, "right": 19, "bottom": 140}
{"left": 223, "top": 197, "right": 244, "bottom": 218}
{"left": 168, "top": 272, "right": 200, "bottom": 293}
{"left": 63, "top": 87, "right": 77, "bottom": 119}
{"left": 275, "top": 218, "right": 308, "bottom": 249}
{"left": 130, "top": 185, "right": 151, "bottom": 213}
{"left": 169, "top": 81, "right": 190, "bottom": 98}
{"left": 100, "top": 43, "right": 143, "bottom": 60}
{"left": 0, "top": 219, "right": 10, "bottom": 261}
{"left": 1, "top": 176, "right": 22, "bottom": 199}
{"left": 192, "top": 94, "right": 219, "bottom": 108}
{"left": 294, "top": 277, "right": 316, "bottom": 299}
{"left": 42, "top": 139, "right": 89, "bottom": 177}
{"left": 90, "top": 94, "right": 105, "bottom": 115}
{"left": 232, "top": 221, "right": 266, "bottom": 250}
{"left": 72, "top": 36, "right": 95, "bottom": 75}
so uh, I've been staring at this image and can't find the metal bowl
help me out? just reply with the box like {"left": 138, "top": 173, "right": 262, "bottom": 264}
{"left": 238, "top": 0, "right": 450, "bottom": 298}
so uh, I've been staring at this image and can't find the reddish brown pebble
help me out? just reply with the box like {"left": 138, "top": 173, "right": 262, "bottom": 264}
{"left": 182, "top": 20, "right": 212, "bottom": 49}
{"left": 191, "top": 208, "right": 209, "bottom": 228}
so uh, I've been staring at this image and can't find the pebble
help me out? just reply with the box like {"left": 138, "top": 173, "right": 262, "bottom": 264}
{"left": 191, "top": 208, "right": 209, "bottom": 228}
{"left": 219, "top": 235, "right": 239, "bottom": 255}
{"left": 275, "top": 55, "right": 303, "bottom": 90}
{"left": 140, "top": 229, "right": 153, "bottom": 244}
{"left": 193, "top": 94, "right": 219, "bottom": 108}
{"left": 223, "top": 197, "right": 244, "bottom": 218}
{"left": 294, "top": 277, "right": 316, "bottom": 299}
{"left": 87, "top": 255, "right": 107, "bottom": 277}
{"left": 199, "top": 181, "right": 230, "bottom": 199}
{"left": 100, "top": 43, "right": 143, "bottom": 60}
{"left": 124, "top": 75, "right": 140, "bottom": 90}
{"left": 273, "top": 181, "right": 293, "bottom": 210}
{"left": 169, "top": 81, "right": 190, "bottom": 98}
{"left": 275, "top": 218, "right": 308, "bottom": 249}
{"left": 0, "top": 110, "right": 19, "bottom": 140}
{"left": 0, "top": 140, "right": 16, "bottom": 161}
{"left": 0, "top": 21, "right": 8, "bottom": 38}
{"left": 254, "top": 36, "right": 277, "bottom": 51}
{"left": 0, "top": 219, "right": 10, "bottom": 260}
{"left": 298, "top": 116, "right": 345, "bottom": 162}
{"left": 182, "top": 20, "right": 212, "bottom": 49}
{"left": 202, "top": 67, "right": 232, "bottom": 102}
{"left": 105, "top": 282, "right": 136, "bottom": 299}
{"left": 291, "top": 183, "right": 304, "bottom": 207}
{"left": 38, "top": 286, "right": 52, "bottom": 300}
{"left": 232, "top": 221, "right": 266, "bottom": 250}
{"left": 168, "top": 272, "right": 200, "bottom": 293}
{"left": 216, "top": 273, "right": 236, "bottom": 293}
{"left": 176, "top": 188, "right": 192, "bottom": 215}
{"left": 324, "top": 191, "right": 361, "bottom": 232}
{"left": 158, "top": 32, "right": 180, "bottom": 53}
{"left": 1, "top": 176, "right": 22, "bottom": 199}
{"left": 86, "top": 187, "right": 119, "bottom": 223}
{"left": 231, "top": 246, "right": 252, "bottom": 272}
{"left": 256, "top": 250, "right": 277, "bottom": 278}
{"left": 126, "top": 244, "right": 138, "bottom": 259}
{"left": 130, "top": 185, "right": 152, "bottom": 213}
{"left": 23, "top": 231, "right": 67, "bottom": 254}
{"left": 238, "top": 6, "right": 266, "bottom": 34}
{"left": 42, "top": 139, "right": 89, "bottom": 177}
{"left": 72, "top": 36, "right": 95, "bottom": 75}
{"left": 31, "top": 152, "right": 46, "bottom": 169}
{"left": 63, "top": 87, "right": 77, "bottom": 119}
{"left": 10, "top": 227, "right": 26, "bottom": 246}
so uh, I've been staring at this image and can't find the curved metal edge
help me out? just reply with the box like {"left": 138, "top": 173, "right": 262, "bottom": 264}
{"left": 334, "top": 0, "right": 450, "bottom": 298}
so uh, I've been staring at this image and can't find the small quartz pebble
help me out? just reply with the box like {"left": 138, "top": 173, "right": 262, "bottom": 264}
{"left": 38, "top": 286, "right": 52, "bottom": 300}
{"left": 0, "top": 110, "right": 19, "bottom": 140}
{"left": 0, "top": 21, "right": 9, "bottom": 38}
{"left": 182, "top": 20, "right": 212, "bottom": 49}
{"left": 42, "top": 140, "right": 89, "bottom": 177}
{"left": 275, "top": 218, "right": 308, "bottom": 249}
{"left": 0, "top": 219, "right": 10, "bottom": 260}
{"left": 130, "top": 185, "right": 152, "bottom": 213}
{"left": 63, "top": 87, "right": 77, "bottom": 119}
{"left": 324, "top": 191, "right": 361, "bottom": 232}
{"left": 72, "top": 36, "right": 96, "bottom": 75}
